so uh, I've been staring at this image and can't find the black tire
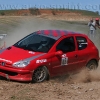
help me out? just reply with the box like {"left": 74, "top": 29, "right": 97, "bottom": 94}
{"left": 86, "top": 60, "right": 98, "bottom": 70}
{"left": 32, "top": 66, "right": 49, "bottom": 83}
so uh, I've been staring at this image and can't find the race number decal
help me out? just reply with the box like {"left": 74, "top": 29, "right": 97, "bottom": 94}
{"left": 61, "top": 54, "right": 68, "bottom": 65}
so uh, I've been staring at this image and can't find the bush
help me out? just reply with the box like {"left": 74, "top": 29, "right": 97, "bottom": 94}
{"left": 0, "top": 12, "right": 5, "bottom": 16}
{"left": 29, "top": 8, "right": 41, "bottom": 15}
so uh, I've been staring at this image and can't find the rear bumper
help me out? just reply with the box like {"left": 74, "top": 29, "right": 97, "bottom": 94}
{"left": 0, "top": 66, "right": 33, "bottom": 82}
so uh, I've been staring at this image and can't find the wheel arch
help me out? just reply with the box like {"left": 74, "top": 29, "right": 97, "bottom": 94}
{"left": 86, "top": 59, "right": 98, "bottom": 67}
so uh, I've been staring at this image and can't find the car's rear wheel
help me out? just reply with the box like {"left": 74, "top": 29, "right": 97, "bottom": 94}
{"left": 86, "top": 60, "right": 98, "bottom": 70}
{"left": 32, "top": 66, "right": 48, "bottom": 83}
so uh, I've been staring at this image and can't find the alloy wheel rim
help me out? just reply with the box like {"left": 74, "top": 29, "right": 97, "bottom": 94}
{"left": 33, "top": 67, "right": 46, "bottom": 82}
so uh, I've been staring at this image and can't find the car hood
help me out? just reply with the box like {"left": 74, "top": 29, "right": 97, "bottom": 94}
{"left": 0, "top": 46, "right": 45, "bottom": 63}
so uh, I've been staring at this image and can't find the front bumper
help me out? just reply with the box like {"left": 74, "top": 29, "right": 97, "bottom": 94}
{"left": 0, "top": 65, "right": 33, "bottom": 82}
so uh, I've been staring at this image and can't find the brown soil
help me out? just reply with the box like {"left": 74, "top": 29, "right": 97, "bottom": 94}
{"left": 2, "top": 9, "right": 91, "bottom": 21}
{"left": 0, "top": 68, "right": 100, "bottom": 100}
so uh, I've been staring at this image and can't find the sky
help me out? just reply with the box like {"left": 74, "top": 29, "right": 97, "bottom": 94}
{"left": 0, "top": 0, "right": 100, "bottom": 12}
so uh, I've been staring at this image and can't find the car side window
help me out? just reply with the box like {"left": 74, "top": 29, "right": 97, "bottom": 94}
{"left": 56, "top": 37, "right": 75, "bottom": 53}
{"left": 76, "top": 36, "right": 88, "bottom": 50}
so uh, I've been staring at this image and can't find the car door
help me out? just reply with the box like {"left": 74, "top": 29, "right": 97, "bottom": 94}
{"left": 51, "top": 36, "right": 80, "bottom": 75}
{"left": 75, "top": 36, "right": 88, "bottom": 67}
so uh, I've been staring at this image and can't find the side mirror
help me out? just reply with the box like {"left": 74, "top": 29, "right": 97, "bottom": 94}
{"left": 55, "top": 51, "right": 63, "bottom": 56}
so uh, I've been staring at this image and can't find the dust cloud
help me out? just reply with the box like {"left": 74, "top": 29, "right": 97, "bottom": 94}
{"left": 67, "top": 67, "right": 100, "bottom": 84}
{"left": 3, "top": 17, "right": 89, "bottom": 47}
{"left": 4, "top": 17, "right": 59, "bottom": 47}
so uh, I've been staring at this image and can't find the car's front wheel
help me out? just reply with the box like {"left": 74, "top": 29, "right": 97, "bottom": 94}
{"left": 86, "top": 60, "right": 98, "bottom": 70}
{"left": 32, "top": 66, "right": 49, "bottom": 83}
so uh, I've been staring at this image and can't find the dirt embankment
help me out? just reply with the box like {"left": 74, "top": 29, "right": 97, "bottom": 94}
{"left": 0, "top": 9, "right": 94, "bottom": 21}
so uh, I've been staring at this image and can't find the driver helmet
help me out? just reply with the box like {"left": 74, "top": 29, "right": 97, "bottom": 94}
{"left": 41, "top": 38, "right": 49, "bottom": 46}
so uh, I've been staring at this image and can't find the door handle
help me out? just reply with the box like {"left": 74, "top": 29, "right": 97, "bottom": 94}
{"left": 75, "top": 54, "right": 78, "bottom": 58}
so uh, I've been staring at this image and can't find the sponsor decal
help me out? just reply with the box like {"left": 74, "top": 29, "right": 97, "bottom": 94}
{"left": 0, "top": 58, "right": 12, "bottom": 63}
{"left": 61, "top": 54, "right": 68, "bottom": 65}
{"left": 62, "top": 54, "right": 66, "bottom": 58}
{"left": 29, "top": 51, "right": 35, "bottom": 54}
{"left": 36, "top": 59, "right": 47, "bottom": 63}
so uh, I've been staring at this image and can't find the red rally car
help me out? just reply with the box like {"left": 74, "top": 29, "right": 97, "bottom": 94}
{"left": 0, "top": 30, "right": 99, "bottom": 83}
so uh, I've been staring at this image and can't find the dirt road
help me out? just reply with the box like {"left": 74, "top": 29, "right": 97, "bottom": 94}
{"left": 1, "top": 69, "right": 100, "bottom": 100}
{"left": 0, "top": 16, "right": 100, "bottom": 100}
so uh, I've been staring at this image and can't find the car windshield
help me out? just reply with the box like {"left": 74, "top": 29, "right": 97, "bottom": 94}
{"left": 14, "top": 33, "right": 56, "bottom": 53}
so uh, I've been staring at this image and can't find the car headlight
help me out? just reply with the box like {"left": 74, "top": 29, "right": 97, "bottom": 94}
{"left": 13, "top": 60, "right": 30, "bottom": 68}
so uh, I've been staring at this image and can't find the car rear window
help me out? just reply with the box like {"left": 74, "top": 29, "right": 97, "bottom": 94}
{"left": 76, "top": 36, "right": 88, "bottom": 50}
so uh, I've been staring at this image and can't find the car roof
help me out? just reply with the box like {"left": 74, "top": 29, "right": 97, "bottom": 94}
{"left": 36, "top": 30, "right": 86, "bottom": 40}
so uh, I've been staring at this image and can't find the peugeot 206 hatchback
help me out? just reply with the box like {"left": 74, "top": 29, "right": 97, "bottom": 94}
{"left": 0, "top": 30, "right": 99, "bottom": 83}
